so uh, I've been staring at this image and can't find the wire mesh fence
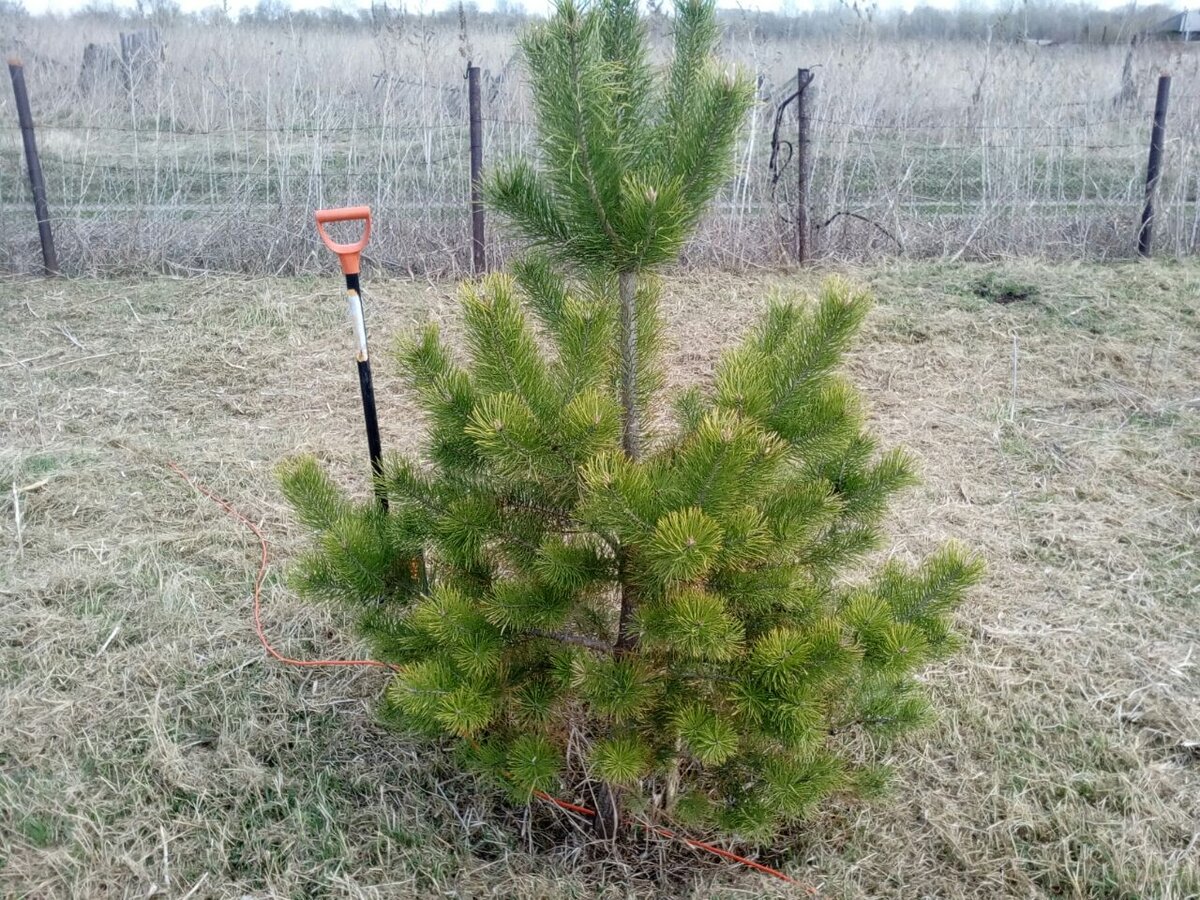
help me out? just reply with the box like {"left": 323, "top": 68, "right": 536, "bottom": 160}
{"left": 1, "top": 24, "right": 1198, "bottom": 275}
{"left": 791, "top": 109, "right": 1199, "bottom": 261}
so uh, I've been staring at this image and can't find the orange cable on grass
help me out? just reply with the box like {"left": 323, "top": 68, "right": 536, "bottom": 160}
{"left": 167, "top": 459, "right": 814, "bottom": 892}
{"left": 531, "top": 789, "right": 597, "bottom": 818}
{"left": 167, "top": 460, "right": 398, "bottom": 673}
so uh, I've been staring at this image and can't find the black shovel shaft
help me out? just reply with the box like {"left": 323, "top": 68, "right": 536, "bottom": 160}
{"left": 343, "top": 271, "right": 430, "bottom": 591}
{"left": 346, "top": 273, "right": 388, "bottom": 512}
{"left": 356, "top": 358, "right": 386, "bottom": 507}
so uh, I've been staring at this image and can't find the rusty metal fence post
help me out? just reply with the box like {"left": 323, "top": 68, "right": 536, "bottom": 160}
{"left": 795, "top": 68, "right": 814, "bottom": 264}
{"left": 8, "top": 57, "right": 58, "bottom": 276}
{"left": 468, "top": 64, "right": 486, "bottom": 274}
{"left": 1137, "top": 73, "right": 1171, "bottom": 258}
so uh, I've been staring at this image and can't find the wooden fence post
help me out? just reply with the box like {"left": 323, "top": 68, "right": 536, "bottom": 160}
{"left": 1137, "top": 73, "right": 1171, "bottom": 258}
{"left": 467, "top": 64, "right": 486, "bottom": 275}
{"left": 795, "top": 68, "right": 814, "bottom": 264}
{"left": 8, "top": 58, "right": 58, "bottom": 276}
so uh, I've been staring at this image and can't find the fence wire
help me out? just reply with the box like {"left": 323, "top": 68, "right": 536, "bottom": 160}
{"left": 1, "top": 63, "right": 1197, "bottom": 275}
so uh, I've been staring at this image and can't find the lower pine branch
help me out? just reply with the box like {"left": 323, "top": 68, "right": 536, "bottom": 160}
{"left": 527, "top": 628, "right": 612, "bottom": 654}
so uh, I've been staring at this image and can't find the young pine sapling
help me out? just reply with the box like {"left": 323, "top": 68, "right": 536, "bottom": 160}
{"left": 281, "top": 0, "right": 981, "bottom": 843}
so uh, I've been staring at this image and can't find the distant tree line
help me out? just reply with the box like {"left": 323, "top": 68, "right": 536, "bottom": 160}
{"left": 752, "top": 0, "right": 1179, "bottom": 44}
{"left": 0, "top": 0, "right": 1180, "bottom": 45}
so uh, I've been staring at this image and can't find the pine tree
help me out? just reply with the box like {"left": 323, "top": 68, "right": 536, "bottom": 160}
{"left": 280, "top": 0, "right": 981, "bottom": 844}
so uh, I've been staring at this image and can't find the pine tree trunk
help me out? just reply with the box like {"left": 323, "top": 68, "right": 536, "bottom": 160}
{"left": 614, "top": 267, "right": 641, "bottom": 655}
{"left": 617, "top": 270, "right": 640, "bottom": 460}
{"left": 593, "top": 781, "right": 621, "bottom": 840}
{"left": 597, "top": 268, "right": 642, "bottom": 838}
{"left": 663, "top": 737, "right": 683, "bottom": 811}
{"left": 614, "top": 553, "right": 638, "bottom": 652}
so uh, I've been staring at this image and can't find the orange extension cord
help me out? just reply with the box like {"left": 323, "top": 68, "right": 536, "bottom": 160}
{"left": 168, "top": 460, "right": 815, "bottom": 892}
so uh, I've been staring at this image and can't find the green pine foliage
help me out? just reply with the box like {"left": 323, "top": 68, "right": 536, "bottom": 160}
{"left": 280, "top": 0, "right": 981, "bottom": 844}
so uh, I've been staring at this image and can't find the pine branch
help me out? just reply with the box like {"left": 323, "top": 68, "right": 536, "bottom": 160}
{"left": 498, "top": 496, "right": 572, "bottom": 523}
{"left": 679, "top": 670, "right": 740, "bottom": 685}
{"left": 527, "top": 628, "right": 613, "bottom": 654}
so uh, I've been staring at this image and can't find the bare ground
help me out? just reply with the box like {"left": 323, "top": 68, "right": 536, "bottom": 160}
{"left": 1, "top": 260, "right": 1197, "bottom": 898}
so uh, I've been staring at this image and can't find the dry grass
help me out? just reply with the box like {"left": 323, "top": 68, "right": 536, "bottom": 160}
{"left": 0, "top": 260, "right": 1197, "bottom": 898}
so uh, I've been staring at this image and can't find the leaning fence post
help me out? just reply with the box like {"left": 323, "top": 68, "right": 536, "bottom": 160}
{"left": 795, "top": 67, "right": 814, "bottom": 264}
{"left": 1137, "top": 73, "right": 1171, "bottom": 258}
{"left": 7, "top": 57, "right": 58, "bottom": 276}
{"left": 467, "top": 63, "right": 486, "bottom": 275}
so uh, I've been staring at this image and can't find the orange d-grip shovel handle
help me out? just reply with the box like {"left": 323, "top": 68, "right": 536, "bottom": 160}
{"left": 315, "top": 206, "right": 371, "bottom": 276}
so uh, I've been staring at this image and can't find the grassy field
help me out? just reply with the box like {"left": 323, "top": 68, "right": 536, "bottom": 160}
{"left": 1, "top": 260, "right": 1198, "bottom": 898}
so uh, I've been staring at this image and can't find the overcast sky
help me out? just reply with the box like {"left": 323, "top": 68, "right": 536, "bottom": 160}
{"left": 18, "top": 0, "right": 1149, "bottom": 17}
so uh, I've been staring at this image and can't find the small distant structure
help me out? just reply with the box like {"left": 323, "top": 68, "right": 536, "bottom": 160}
{"left": 79, "top": 43, "right": 123, "bottom": 93}
{"left": 1150, "top": 10, "right": 1200, "bottom": 41}
{"left": 78, "top": 27, "right": 164, "bottom": 94}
